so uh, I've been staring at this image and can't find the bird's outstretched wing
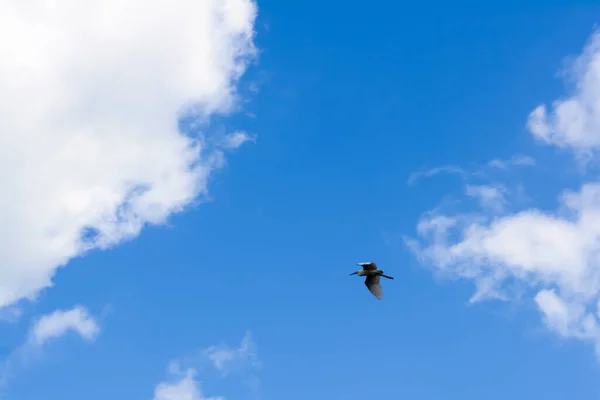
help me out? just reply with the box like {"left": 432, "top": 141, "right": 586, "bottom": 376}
{"left": 358, "top": 262, "right": 377, "bottom": 271}
{"left": 365, "top": 275, "right": 383, "bottom": 299}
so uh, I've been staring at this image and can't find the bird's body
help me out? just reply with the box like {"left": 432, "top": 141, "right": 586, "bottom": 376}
{"left": 350, "top": 262, "right": 393, "bottom": 299}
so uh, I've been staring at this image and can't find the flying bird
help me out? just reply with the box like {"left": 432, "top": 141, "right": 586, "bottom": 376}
{"left": 349, "top": 262, "right": 394, "bottom": 299}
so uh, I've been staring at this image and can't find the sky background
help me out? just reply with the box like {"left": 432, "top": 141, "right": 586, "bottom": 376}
{"left": 3, "top": 1, "right": 600, "bottom": 400}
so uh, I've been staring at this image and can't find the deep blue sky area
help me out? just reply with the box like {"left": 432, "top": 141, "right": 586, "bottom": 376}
{"left": 4, "top": 1, "right": 600, "bottom": 400}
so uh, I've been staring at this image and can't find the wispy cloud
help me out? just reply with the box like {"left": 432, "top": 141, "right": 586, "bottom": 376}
{"left": 406, "top": 29, "right": 600, "bottom": 358}
{"left": 408, "top": 155, "right": 535, "bottom": 185}
{"left": 220, "top": 131, "right": 256, "bottom": 150}
{"left": 408, "top": 165, "right": 469, "bottom": 185}
{"left": 153, "top": 331, "right": 260, "bottom": 400}
{"left": 1, "top": 306, "right": 99, "bottom": 387}
{"left": 204, "top": 331, "right": 260, "bottom": 376}
{"left": 487, "top": 155, "right": 536, "bottom": 169}
{"left": 465, "top": 184, "right": 507, "bottom": 213}
{"left": 0, "top": 307, "right": 22, "bottom": 324}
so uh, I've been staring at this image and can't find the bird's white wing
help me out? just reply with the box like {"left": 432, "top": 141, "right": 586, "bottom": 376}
{"left": 365, "top": 275, "right": 383, "bottom": 299}
{"left": 358, "top": 262, "right": 377, "bottom": 271}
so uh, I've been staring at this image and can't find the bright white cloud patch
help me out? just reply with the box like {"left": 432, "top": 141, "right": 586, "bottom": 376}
{"left": 409, "top": 183, "right": 600, "bottom": 298}
{"left": 528, "top": 30, "right": 600, "bottom": 155}
{"left": 0, "top": 0, "right": 258, "bottom": 308}
{"left": 535, "top": 290, "right": 592, "bottom": 339}
{"left": 408, "top": 30, "right": 600, "bottom": 356}
{"left": 28, "top": 306, "right": 99, "bottom": 346}
{"left": 153, "top": 368, "right": 224, "bottom": 400}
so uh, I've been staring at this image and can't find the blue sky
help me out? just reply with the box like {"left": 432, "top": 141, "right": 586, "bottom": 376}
{"left": 3, "top": 1, "right": 600, "bottom": 400}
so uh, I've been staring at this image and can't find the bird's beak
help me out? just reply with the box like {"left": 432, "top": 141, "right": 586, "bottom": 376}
{"left": 349, "top": 272, "right": 358, "bottom": 276}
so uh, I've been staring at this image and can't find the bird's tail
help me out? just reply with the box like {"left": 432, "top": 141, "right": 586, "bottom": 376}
{"left": 382, "top": 274, "right": 394, "bottom": 279}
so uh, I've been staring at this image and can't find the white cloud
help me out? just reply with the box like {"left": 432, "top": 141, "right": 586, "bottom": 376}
{"left": 28, "top": 306, "right": 99, "bottom": 346}
{"left": 153, "top": 368, "right": 224, "bottom": 400}
{"left": 487, "top": 155, "right": 536, "bottom": 169}
{"left": 527, "top": 30, "right": 600, "bottom": 155}
{"left": 0, "top": 306, "right": 22, "bottom": 323}
{"left": 465, "top": 184, "right": 507, "bottom": 213}
{"left": 534, "top": 289, "right": 599, "bottom": 341}
{"left": 408, "top": 165, "right": 468, "bottom": 185}
{"left": 220, "top": 131, "right": 255, "bottom": 149}
{"left": 0, "top": 306, "right": 99, "bottom": 386}
{"left": 204, "top": 331, "right": 260, "bottom": 376}
{"left": 0, "top": 0, "right": 258, "bottom": 309}
{"left": 153, "top": 331, "right": 260, "bottom": 400}
{"left": 408, "top": 182, "right": 600, "bottom": 354}
{"left": 408, "top": 29, "right": 600, "bottom": 357}
{"left": 408, "top": 155, "right": 535, "bottom": 185}
{"left": 409, "top": 183, "right": 600, "bottom": 298}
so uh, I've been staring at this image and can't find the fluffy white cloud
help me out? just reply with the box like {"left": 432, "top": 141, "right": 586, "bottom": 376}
{"left": 153, "top": 368, "right": 223, "bottom": 400}
{"left": 535, "top": 289, "right": 599, "bottom": 342}
{"left": 408, "top": 183, "right": 600, "bottom": 299}
{"left": 528, "top": 30, "right": 600, "bottom": 155}
{"left": 0, "top": 0, "right": 258, "bottom": 309}
{"left": 408, "top": 30, "right": 600, "bottom": 356}
{"left": 28, "top": 306, "right": 99, "bottom": 346}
